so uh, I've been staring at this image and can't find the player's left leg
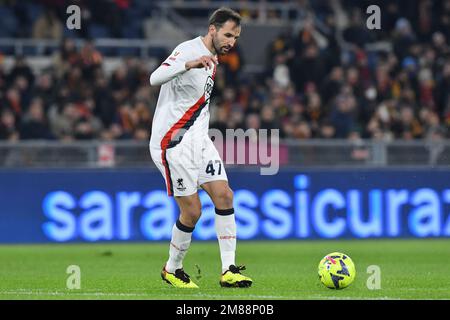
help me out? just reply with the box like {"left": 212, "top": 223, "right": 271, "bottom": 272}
{"left": 199, "top": 136, "right": 252, "bottom": 287}
{"left": 201, "top": 180, "right": 253, "bottom": 288}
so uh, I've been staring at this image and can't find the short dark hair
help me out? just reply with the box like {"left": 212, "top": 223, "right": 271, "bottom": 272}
{"left": 208, "top": 7, "right": 241, "bottom": 29}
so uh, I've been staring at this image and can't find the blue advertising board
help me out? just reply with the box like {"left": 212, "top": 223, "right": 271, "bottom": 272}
{"left": 1, "top": 168, "right": 450, "bottom": 243}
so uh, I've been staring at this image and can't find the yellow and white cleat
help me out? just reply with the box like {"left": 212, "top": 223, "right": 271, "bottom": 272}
{"left": 220, "top": 265, "right": 253, "bottom": 288}
{"left": 161, "top": 266, "right": 199, "bottom": 288}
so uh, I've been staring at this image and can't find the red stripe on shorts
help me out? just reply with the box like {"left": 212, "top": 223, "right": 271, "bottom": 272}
{"left": 160, "top": 94, "right": 206, "bottom": 196}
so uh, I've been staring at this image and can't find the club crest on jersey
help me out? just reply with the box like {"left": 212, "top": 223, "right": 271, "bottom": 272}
{"left": 169, "top": 51, "right": 180, "bottom": 61}
{"left": 176, "top": 178, "right": 186, "bottom": 191}
{"left": 204, "top": 76, "right": 214, "bottom": 100}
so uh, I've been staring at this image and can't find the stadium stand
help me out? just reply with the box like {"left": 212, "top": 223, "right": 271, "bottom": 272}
{"left": 0, "top": 0, "right": 449, "bottom": 146}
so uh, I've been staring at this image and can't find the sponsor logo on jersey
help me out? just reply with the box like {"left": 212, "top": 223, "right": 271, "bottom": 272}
{"left": 204, "top": 76, "right": 214, "bottom": 100}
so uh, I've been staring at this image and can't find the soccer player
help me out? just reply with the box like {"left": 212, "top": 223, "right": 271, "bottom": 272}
{"left": 149, "top": 8, "right": 252, "bottom": 289}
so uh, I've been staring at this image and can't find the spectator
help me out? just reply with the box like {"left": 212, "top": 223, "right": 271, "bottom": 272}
{"left": 3, "top": 88, "right": 23, "bottom": 120}
{"left": 79, "top": 41, "right": 103, "bottom": 81}
{"left": 210, "top": 107, "right": 229, "bottom": 136}
{"left": 343, "top": 8, "right": 373, "bottom": 48}
{"left": 272, "top": 54, "right": 290, "bottom": 89}
{"left": 74, "top": 98, "right": 103, "bottom": 139}
{"left": 437, "top": 0, "right": 450, "bottom": 40}
{"left": 319, "top": 120, "right": 336, "bottom": 139}
{"left": 133, "top": 125, "right": 150, "bottom": 141}
{"left": 19, "top": 98, "right": 53, "bottom": 140}
{"left": 292, "top": 43, "right": 326, "bottom": 92}
{"left": 392, "top": 18, "right": 417, "bottom": 61}
{"left": 260, "top": 106, "right": 278, "bottom": 131}
{"left": 266, "top": 32, "right": 294, "bottom": 73}
{"left": 32, "top": 8, "right": 63, "bottom": 40}
{"left": 292, "top": 17, "right": 327, "bottom": 53}
{"left": 435, "top": 60, "right": 450, "bottom": 119}
{"left": 348, "top": 130, "right": 370, "bottom": 162}
{"left": 92, "top": 74, "right": 115, "bottom": 128}
{"left": 292, "top": 121, "right": 312, "bottom": 139}
{"left": 243, "top": 113, "right": 260, "bottom": 142}
{"left": 33, "top": 73, "right": 56, "bottom": 110}
{"left": 8, "top": 56, "right": 34, "bottom": 87}
{"left": 320, "top": 66, "right": 344, "bottom": 106}
{"left": 218, "top": 45, "right": 243, "bottom": 84}
{"left": 0, "top": 109, "right": 19, "bottom": 141}
{"left": 53, "top": 38, "right": 80, "bottom": 79}
{"left": 391, "top": 105, "right": 423, "bottom": 139}
{"left": 48, "top": 102, "right": 78, "bottom": 141}
{"left": 330, "top": 94, "right": 357, "bottom": 138}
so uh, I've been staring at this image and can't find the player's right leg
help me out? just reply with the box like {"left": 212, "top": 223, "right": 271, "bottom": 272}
{"left": 161, "top": 193, "right": 201, "bottom": 288}
{"left": 150, "top": 145, "right": 201, "bottom": 288}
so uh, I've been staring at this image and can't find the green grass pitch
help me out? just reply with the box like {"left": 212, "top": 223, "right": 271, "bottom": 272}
{"left": 0, "top": 239, "right": 449, "bottom": 300}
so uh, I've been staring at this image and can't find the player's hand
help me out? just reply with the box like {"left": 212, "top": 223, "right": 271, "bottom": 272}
{"left": 185, "top": 56, "right": 218, "bottom": 71}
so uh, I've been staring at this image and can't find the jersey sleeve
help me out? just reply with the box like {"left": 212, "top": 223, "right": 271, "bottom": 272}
{"left": 149, "top": 46, "right": 191, "bottom": 86}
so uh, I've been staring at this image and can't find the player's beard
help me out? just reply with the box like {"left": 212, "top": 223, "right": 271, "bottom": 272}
{"left": 212, "top": 36, "right": 229, "bottom": 55}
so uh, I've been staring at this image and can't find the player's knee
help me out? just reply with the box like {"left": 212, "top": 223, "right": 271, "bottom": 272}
{"left": 180, "top": 210, "right": 202, "bottom": 227}
{"left": 177, "top": 196, "right": 202, "bottom": 227}
{"left": 216, "top": 187, "right": 234, "bottom": 208}
{"left": 190, "top": 210, "right": 202, "bottom": 224}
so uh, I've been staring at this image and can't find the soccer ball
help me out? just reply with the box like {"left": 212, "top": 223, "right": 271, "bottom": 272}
{"left": 318, "top": 252, "right": 356, "bottom": 289}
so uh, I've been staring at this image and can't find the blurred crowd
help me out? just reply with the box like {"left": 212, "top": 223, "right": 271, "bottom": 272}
{"left": 0, "top": 39, "right": 156, "bottom": 141}
{"left": 0, "top": 0, "right": 450, "bottom": 143}
{"left": 211, "top": 0, "right": 450, "bottom": 142}
{"left": 0, "top": 0, "right": 139, "bottom": 39}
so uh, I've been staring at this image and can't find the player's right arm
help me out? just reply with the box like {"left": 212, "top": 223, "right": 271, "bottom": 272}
{"left": 150, "top": 49, "right": 217, "bottom": 86}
